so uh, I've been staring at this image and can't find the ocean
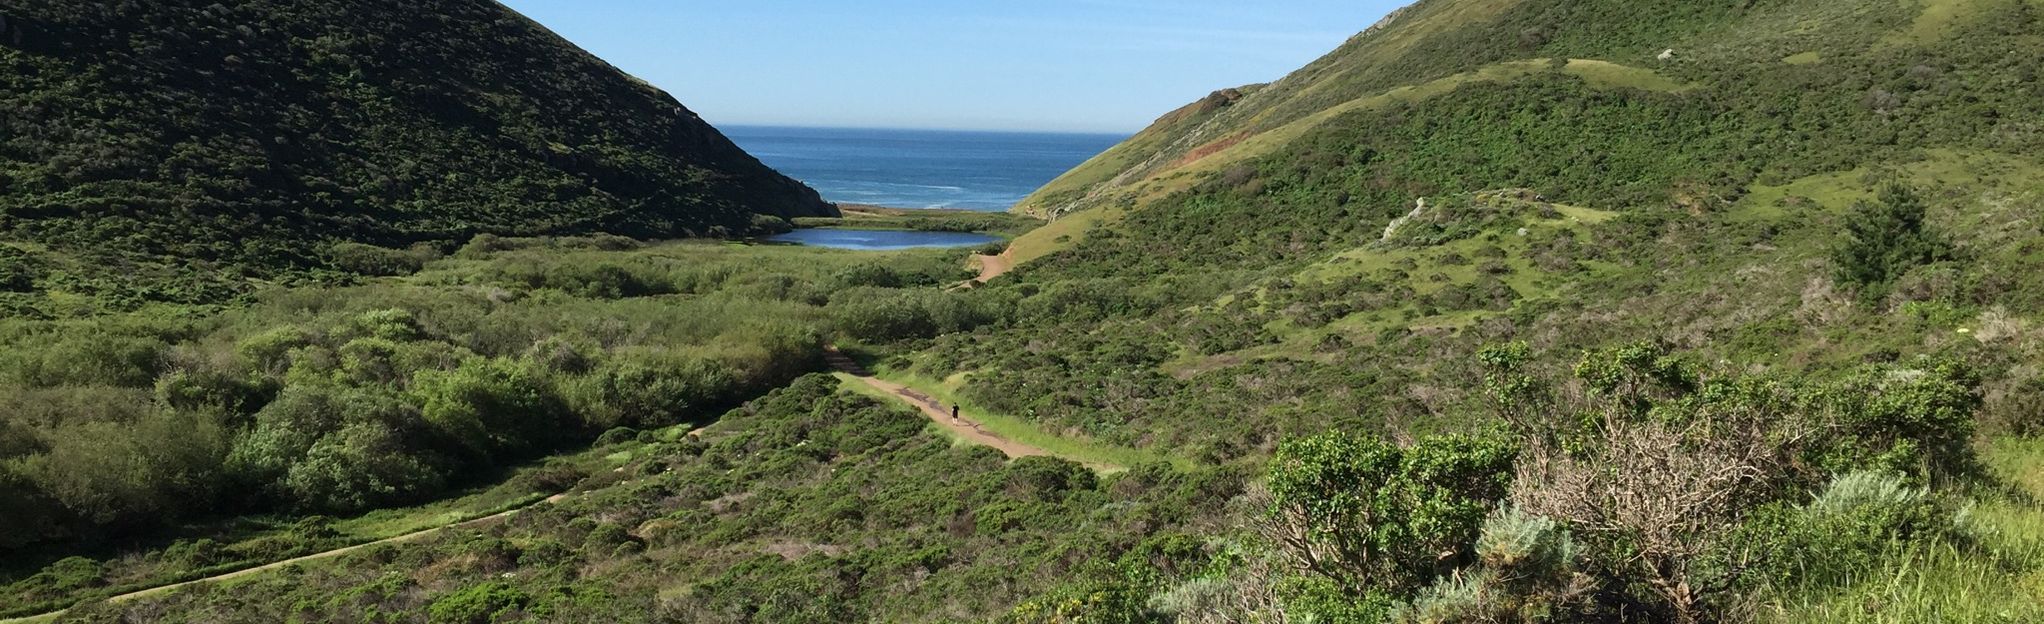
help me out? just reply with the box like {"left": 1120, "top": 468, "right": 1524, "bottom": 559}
{"left": 723, "top": 126, "right": 1126, "bottom": 212}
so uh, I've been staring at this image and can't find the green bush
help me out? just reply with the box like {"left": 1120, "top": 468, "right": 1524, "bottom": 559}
{"left": 427, "top": 582, "right": 530, "bottom": 624}
{"left": 1395, "top": 508, "right": 1586, "bottom": 624}
{"left": 1264, "top": 432, "right": 1519, "bottom": 600}
{"left": 326, "top": 242, "right": 431, "bottom": 277}
{"left": 410, "top": 358, "right": 572, "bottom": 459}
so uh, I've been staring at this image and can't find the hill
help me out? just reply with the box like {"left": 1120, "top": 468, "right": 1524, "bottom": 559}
{"left": 915, "top": 0, "right": 2044, "bottom": 620}
{"left": 0, "top": 0, "right": 832, "bottom": 308}
{"left": 1012, "top": 0, "right": 2040, "bottom": 255}
{"left": 14, "top": 0, "right": 2044, "bottom": 622}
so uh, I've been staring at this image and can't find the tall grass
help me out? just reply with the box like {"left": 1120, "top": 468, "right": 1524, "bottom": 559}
{"left": 1763, "top": 438, "right": 2044, "bottom": 622}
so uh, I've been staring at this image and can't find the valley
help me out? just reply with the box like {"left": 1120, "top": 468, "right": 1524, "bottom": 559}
{"left": 7, "top": 0, "right": 2044, "bottom": 622}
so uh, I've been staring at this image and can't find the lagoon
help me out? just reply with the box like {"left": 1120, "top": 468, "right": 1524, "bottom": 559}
{"left": 765, "top": 228, "right": 1000, "bottom": 250}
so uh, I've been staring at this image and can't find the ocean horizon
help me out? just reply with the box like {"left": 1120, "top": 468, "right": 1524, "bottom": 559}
{"left": 724, "top": 125, "right": 1126, "bottom": 212}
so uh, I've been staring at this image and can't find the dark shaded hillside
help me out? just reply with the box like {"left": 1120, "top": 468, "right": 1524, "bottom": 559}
{"left": 0, "top": 0, "right": 831, "bottom": 285}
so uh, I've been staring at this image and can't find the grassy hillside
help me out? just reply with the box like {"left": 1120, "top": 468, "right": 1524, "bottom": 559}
{"left": 0, "top": 0, "right": 833, "bottom": 311}
{"left": 913, "top": 0, "right": 2044, "bottom": 620}
{"left": 1013, "top": 0, "right": 2037, "bottom": 230}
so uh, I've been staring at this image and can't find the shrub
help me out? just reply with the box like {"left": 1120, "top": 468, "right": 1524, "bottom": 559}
{"left": 236, "top": 326, "right": 316, "bottom": 374}
{"left": 456, "top": 234, "right": 515, "bottom": 259}
{"left": 284, "top": 421, "right": 446, "bottom": 512}
{"left": 409, "top": 357, "right": 572, "bottom": 459}
{"left": 325, "top": 242, "right": 428, "bottom": 277}
{"left": 427, "top": 581, "right": 530, "bottom": 624}
{"left": 1809, "top": 471, "right": 1924, "bottom": 517}
{"left": 568, "top": 355, "right": 736, "bottom": 429}
{"left": 1005, "top": 456, "right": 1099, "bottom": 502}
{"left": 1822, "top": 360, "right": 1981, "bottom": 479}
{"left": 349, "top": 309, "right": 425, "bottom": 342}
{"left": 230, "top": 386, "right": 447, "bottom": 511}
{"left": 34, "top": 557, "right": 106, "bottom": 592}
{"left": 1394, "top": 508, "right": 1589, "bottom": 624}
{"left": 508, "top": 459, "right": 588, "bottom": 495}
{"left": 1262, "top": 432, "right": 1518, "bottom": 600}
{"left": 0, "top": 246, "right": 44, "bottom": 292}
{"left": 0, "top": 331, "right": 167, "bottom": 388}
{"left": 1732, "top": 471, "right": 1958, "bottom": 593}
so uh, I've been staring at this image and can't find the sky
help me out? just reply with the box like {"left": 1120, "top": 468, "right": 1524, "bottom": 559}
{"left": 496, "top": 0, "right": 1405, "bottom": 134}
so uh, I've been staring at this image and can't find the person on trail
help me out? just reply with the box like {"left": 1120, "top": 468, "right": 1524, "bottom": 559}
{"left": 952, "top": 405, "right": 961, "bottom": 424}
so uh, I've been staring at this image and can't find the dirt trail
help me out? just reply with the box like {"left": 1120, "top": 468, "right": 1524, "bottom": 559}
{"left": 824, "top": 347, "right": 1074, "bottom": 463}
{"left": 973, "top": 251, "right": 1013, "bottom": 283}
{"left": 1, "top": 493, "right": 569, "bottom": 623}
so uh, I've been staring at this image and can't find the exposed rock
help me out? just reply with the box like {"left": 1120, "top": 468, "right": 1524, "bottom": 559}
{"left": 1383, "top": 197, "right": 1429, "bottom": 242}
{"left": 1196, "top": 88, "right": 1247, "bottom": 115}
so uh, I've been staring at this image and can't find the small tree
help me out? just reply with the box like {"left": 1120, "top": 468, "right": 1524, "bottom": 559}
{"left": 1830, "top": 184, "right": 1950, "bottom": 297}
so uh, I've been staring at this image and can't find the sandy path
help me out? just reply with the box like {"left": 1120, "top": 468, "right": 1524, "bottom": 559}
{"left": 973, "top": 251, "right": 1013, "bottom": 283}
{"left": 1, "top": 493, "right": 570, "bottom": 622}
{"left": 823, "top": 348, "right": 1053, "bottom": 461}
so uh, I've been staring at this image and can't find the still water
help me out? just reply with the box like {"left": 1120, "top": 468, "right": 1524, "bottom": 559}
{"left": 765, "top": 228, "right": 999, "bottom": 250}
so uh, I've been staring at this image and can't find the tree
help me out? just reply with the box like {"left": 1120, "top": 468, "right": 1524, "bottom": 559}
{"left": 1831, "top": 184, "right": 1951, "bottom": 295}
{"left": 284, "top": 422, "right": 444, "bottom": 512}
{"left": 409, "top": 358, "right": 570, "bottom": 459}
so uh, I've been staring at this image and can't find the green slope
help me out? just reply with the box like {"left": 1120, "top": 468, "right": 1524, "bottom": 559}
{"left": 1011, "top": 0, "right": 2041, "bottom": 258}
{"left": 0, "top": 0, "right": 833, "bottom": 305}
{"left": 918, "top": 1, "right": 2044, "bottom": 618}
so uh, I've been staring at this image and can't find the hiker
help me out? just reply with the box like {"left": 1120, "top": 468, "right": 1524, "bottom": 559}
{"left": 952, "top": 405, "right": 961, "bottom": 424}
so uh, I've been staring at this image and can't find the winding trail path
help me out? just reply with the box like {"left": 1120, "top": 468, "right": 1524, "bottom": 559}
{"left": 1, "top": 495, "right": 569, "bottom": 623}
{"left": 824, "top": 347, "right": 1077, "bottom": 464}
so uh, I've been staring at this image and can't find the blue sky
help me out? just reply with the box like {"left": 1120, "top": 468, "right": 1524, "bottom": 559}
{"left": 497, "top": 0, "right": 1403, "bottom": 133}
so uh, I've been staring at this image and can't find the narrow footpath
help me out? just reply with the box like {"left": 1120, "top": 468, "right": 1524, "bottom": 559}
{"left": 0, "top": 494, "right": 570, "bottom": 623}
{"left": 824, "top": 347, "right": 1078, "bottom": 463}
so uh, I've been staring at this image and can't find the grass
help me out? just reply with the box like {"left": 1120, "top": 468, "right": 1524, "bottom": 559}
{"left": 1006, "top": 59, "right": 1685, "bottom": 265}
{"left": 1762, "top": 437, "right": 2044, "bottom": 623}
{"left": 1783, "top": 51, "right": 1824, "bottom": 65}
{"left": 1157, "top": 198, "right": 1621, "bottom": 375}
{"left": 793, "top": 205, "right": 1042, "bottom": 237}
{"left": 1733, "top": 149, "right": 2044, "bottom": 222}
{"left": 1006, "top": 203, "right": 1126, "bottom": 265}
{"left": 1883, "top": 0, "right": 1989, "bottom": 45}
{"left": 852, "top": 367, "right": 1185, "bottom": 471}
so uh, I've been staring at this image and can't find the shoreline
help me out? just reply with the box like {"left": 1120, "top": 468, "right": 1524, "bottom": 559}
{"left": 792, "top": 204, "right": 1045, "bottom": 239}
{"left": 833, "top": 203, "right": 1014, "bottom": 217}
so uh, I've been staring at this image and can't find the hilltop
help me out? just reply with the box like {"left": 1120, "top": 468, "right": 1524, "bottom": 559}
{"left": 0, "top": 0, "right": 832, "bottom": 308}
{"left": 1012, "top": 0, "right": 2040, "bottom": 255}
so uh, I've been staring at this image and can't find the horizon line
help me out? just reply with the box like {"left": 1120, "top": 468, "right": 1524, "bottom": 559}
{"left": 714, "top": 121, "right": 1138, "bottom": 137}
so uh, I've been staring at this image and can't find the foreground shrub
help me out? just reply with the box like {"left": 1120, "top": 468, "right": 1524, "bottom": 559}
{"left": 1395, "top": 508, "right": 1590, "bottom": 624}
{"left": 1261, "top": 432, "right": 1518, "bottom": 617}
